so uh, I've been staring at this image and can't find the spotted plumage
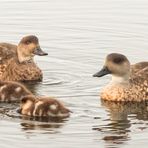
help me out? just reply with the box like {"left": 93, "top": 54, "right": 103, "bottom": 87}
{"left": 93, "top": 53, "right": 148, "bottom": 102}
{"left": 0, "top": 35, "right": 48, "bottom": 81}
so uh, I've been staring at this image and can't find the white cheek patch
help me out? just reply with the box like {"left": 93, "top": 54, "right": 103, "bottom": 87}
{"left": 0, "top": 85, "right": 7, "bottom": 92}
{"left": 15, "top": 87, "right": 22, "bottom": 92}
{"left": 50, "top": 104, "right": 57, "bottom": 111}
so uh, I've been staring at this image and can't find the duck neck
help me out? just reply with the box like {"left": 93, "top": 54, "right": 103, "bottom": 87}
{"left": 17, "top": 45, "right": 33, "bottom": 63}
{"left": 110, "top": 74, "right": 130, "bottom": 85}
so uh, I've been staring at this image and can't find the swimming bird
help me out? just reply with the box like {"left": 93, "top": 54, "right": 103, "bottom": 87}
{"left": 93, "top": 53, "right": 148, "bottom": 102}
{"left": 18, "top": 95, "right": 71, "bottom": 118}
{"left": 0, "top": 81, "right": 32, "bottom": 102}
{"left": 0, "top": 35, "right": 48, "bottom": 81}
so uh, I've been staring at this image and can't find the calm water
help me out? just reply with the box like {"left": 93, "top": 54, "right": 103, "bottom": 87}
{"left": 0, "top": 0, "right": 148, "bottom": 147}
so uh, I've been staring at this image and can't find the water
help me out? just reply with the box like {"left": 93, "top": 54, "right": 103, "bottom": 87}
{"left": 0, "top": 0, "right": 148, "bottom": 147}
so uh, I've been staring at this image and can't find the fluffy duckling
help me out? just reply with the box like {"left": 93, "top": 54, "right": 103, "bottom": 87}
{"left": 0, "top": 35, "right": 48, "bottom": 81}
{"left": 93, "top": 53, "right": 148, "bottom": 102}
{"left": 0, "top": 81, "right": 32, "bottom": 102}
{"left": 18, "top": 95, "right": 71, "bottom": 118}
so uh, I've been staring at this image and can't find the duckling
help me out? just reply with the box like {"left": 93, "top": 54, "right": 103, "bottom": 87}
{"left": 0, "top": 81, "right": 32, "bottom": 102}
{"left": 93, "top": 53, "right": 148, "bottom": 102}
{"left": 18, "top": 95, "right": 71, "bottom": 118}
{"left": 0, "top": 35, "right": 48, "bottom": 81}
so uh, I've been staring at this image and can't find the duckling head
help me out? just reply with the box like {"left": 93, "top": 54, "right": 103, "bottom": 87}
{"left": 17, "top": 35, "right": 48, "bottom": 63}
{"left": 93, "top": 53, "right": 131, "bottom": 84}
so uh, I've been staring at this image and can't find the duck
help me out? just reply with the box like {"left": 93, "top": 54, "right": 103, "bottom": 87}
{"left": 93, "top": 53, "right": 148, "bottom": 102}
{"left": 18, "top": 95, "right": 71, "bottom": 118}
{"left": 0, "top": 80, "right": 32, "bottom": 102}
{"left": 0, "top": 35, "right": 48, "bottom": 81}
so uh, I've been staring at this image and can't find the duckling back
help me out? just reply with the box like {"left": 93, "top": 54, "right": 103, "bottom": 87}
{"left": 0, "top": 81, "right": 32, "bottom": 102}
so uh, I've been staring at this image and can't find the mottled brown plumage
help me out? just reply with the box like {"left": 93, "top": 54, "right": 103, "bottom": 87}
{"left": 131, "top": 62, "right": 148, "bottom": 76}
{"left": 0, "top": 81, "right": 32, "bottom": 102}
{"left": 0, "top": 35, "right": 48, "bottom": 81}
{"left": 93, "top": 53, "right": 148, "bottom": 102}
{"left": 19, "top": 95, "right": 71, "bottom": 118}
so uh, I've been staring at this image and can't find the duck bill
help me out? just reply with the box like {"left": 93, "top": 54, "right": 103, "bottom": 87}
{"left": 34, "top": 47, "right": 48, "bottom": 56}
{"left": 93, "top": 66, "right": 111, "bottom": 77}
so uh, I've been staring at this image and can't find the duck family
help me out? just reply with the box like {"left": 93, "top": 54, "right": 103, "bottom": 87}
{"left": 0, "top": 35, "right": 70, "bottom": 119}
{"left": 0, "top": 36, "right": 148, "bottom": 119}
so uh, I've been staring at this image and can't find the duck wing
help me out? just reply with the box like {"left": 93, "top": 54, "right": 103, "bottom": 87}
{"left": 0, "top": 43, "right": 17, "bottom": 61}
{"left": 130, "top": 66, "right": 148, "bottom": 93}
{"left": 0, "top": 43, "right": 17, "bottom": 53}
{"left": 131, "top": 62, "right": 148, "bottom": 76}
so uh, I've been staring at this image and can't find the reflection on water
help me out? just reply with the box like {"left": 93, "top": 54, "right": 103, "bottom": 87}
{"left": 93, "top": 100, "right": 148, "bottom": 147}
{"left": 20, "top": 118, "right": 67, "bottom": 132}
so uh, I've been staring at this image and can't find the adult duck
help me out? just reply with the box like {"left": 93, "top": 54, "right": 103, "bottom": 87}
{"left": 93, "top": 53, "right": 148, "bottom": 102}
{"left": 0, "top": 35, "right": 48, "bottom": 81}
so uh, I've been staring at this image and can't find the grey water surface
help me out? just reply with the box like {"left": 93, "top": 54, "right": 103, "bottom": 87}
{"left": 0, "top": 0, "right": 148, "bottom": 148}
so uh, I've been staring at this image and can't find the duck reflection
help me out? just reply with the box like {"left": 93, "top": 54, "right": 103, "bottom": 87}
{"left": 94, "top": 100, "right": 148, "bottom": 146}
{"left": 2, "top": 105, "right": 68, "bottom": 132}
{"left": 20, "top": 117, "right": 67, "bottom": 132}
{"left": 101, "top": 100, "right": 148, "bottom": 122}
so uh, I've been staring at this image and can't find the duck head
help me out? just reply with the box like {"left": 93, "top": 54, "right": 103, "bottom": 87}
{"left": 93, "top": 53, "right": 131, "bottom": 84}
{"left": 17, "top": 35, "right": 48, "bottom": 63}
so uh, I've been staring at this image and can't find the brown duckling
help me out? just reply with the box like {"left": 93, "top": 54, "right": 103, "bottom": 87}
{"left": 18, "top": 95, "right": 71, "bottom": 118}
{"left": 93, "top": 53, "right": 148, "bottom": 102}
{"left": 0, "top": 81, "right": 32, "bottom": 102}
{"left": 0, "top": 35, "right": 48, "bottom": 81}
